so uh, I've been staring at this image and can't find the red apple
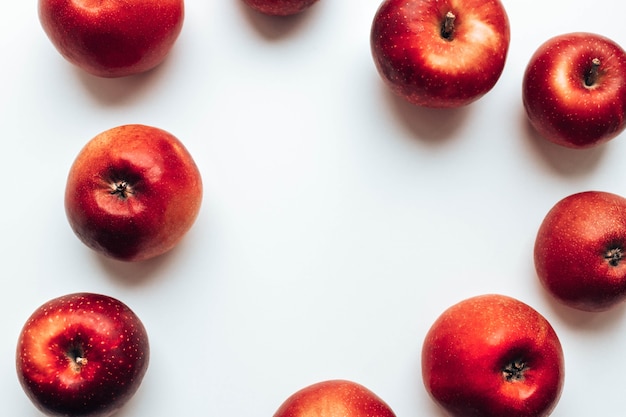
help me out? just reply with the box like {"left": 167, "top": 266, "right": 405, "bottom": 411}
{"left": 273, "top": 379, "right": 396, "bottom": 417}
{"left": 38, "top": 0, "right": 184, "bottom": 78}
{"left": 242, "top": 0, "right": 319, "bottom": 16}
{"left": 534, "top": 191, "right": 626, "bottom": 312}
{"left": 65, "top": 124, "right": 203, "bottom": 262}
{"left": 370, "top": 0, "right": 510, "bottom": 108}
{"left": 522, "top": 32, "right": 626, "bottom": 149}
{"left": 422, "top": 294, "right": 564, "bottom": 417}
{"left": 16, "top": 292, "right": 150, "bottom": 417}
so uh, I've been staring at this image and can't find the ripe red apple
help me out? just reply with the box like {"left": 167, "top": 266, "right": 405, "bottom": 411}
{"left": 523, "top": 32, "right": 626, "bottom": 149}
{"left": 38, "top": 0, "right": 184, "bottom": 78}
{"left": 422, "top": 294, "right": 564, "bottom": 417}
{"left": 65, "top": 124, "right": 203, "bottom": 262}
{"left": 16, "top": 292, "right": 150, "bottom": 417}
{"left": 534, "top": 191, "right": 626, "bottom": 312}
{"left": 242, "top": 0, "right": 319, "bottom": 16}
{"left": 370, "top": 0, "right": 510, "bottom": 108}
{"left": 273, "top": 379, "right": 396, "bottom": 417}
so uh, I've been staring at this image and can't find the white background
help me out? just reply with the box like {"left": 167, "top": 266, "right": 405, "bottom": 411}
{"left": 1, "top": 0, "right": 625, "bottom": 416}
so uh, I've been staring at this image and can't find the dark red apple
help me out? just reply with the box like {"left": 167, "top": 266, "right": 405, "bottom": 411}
{"left": 38, "top": 0, "right": 184, "bottom": 78}
{"left": 523, "top": 32, "right": 626, "bottom": 149}
{"left": 16, "top": 292, "right": 149, "bottom": 417}
{"left": 273, "top": 379, "right": 396, "bottom": 417}
{"left": 370, "top": 0, "right": 510, "bottom": 108}
{"left": 65, "top": 124, "right": 203, "bottom": 262}
{"left": 242, "top": 0, "right": 319, "bottom": 16}
{"left": 422, "top": 294, "right": 564, "bottom": 417}
{"left": 534, "top": 191, "right": 626, "bottom": 311}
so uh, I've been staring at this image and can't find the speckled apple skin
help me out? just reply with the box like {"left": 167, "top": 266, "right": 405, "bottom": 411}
{"left": 242, "top": 0, "right": 319, "bottom": 16}
{"left": 422, "top": 294, "right": 564, "bottom": 417}
{"left": 65, "top": 124, "right": 203, "bottom": 262}
{"left": 16, "top": 293, "right": 150, "bottom": 417}
{"left": 370, "top": 0, "right": 510, "bottom": 108}
{"left": 38, "top": 0, "right": 184, "bottom": 78}
{"left": 522, "top": 33, "right": 626, "bottom": 149}
{"left": 534, "top": 191, "right": 626, "bottom": 311}
{"left": 273, "top": 379, "right": 396, "bottom": 417}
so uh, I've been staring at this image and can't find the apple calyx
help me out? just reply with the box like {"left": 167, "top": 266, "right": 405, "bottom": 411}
{"left": 441, "top": 11, "right": 456, "bottom": 41}
{"left": 502, "top": 359, "right": 528, "bottom": 382}
{"left": 110, "top": 180, "right": 134, "bottom": 199}
{"left": 605, "top": 246, "right": 624, "bottom": 267}
{"left": 584, "top": 58, "right": 602, "bottom": 88}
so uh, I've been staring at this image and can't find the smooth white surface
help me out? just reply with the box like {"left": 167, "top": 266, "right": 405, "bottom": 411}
{"left": 2, "top": 1, "right": 626, "bottom": 416}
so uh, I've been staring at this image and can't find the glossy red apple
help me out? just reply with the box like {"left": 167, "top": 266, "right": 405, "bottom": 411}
{"left": 38, "top": 0, "right": 184, "bottom": 78}
{"left": 370, "top": 0, "right": 510, "bottom": 108}
{"left": 65, "top": 124, "right": 203, "bottom": 262}
{"left": 273, "top": 379, "right": 396, "bottom": 417}
{"left": 534, "top": 191, "right": 626, "bottom": 312}
{"left": 523, "top": 32, "right": 626, "bottom": 149}
{"left": 422, "top": 294, "right": 564, "bottom": 417}
{"left": 16, "top": 292, "right": 149, "bottom": 417}
{"left": 242, "top": 0, "right": 319, "bottom": 16}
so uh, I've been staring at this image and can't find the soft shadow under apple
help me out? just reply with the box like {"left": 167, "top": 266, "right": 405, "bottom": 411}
{"left": 238, "top": 1, "right": 321, "bottom": 41}
{"left": 418, "top": 386, "right": 449, "bottom": 417}
{"left": 520, "top": 107, "right": 606, "bottom": 178}
{"left": 94, "top": 244, "right": 183, "bottom": 287}
{"left": 385, "top": 86, "right": 473, "bottom": 145}
{"left": 533, "top": 270, "right": 626, "bottom": 333}
{"left": 74, "top": 55, "right": 177, "bottom": 107}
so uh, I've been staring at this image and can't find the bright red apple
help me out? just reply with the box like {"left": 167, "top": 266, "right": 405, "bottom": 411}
{"left": 65, "top": 124, "right": 203, "bottom": 262}
{"left": 523, "top": 32, "right": 626, "bottom": 149}
{"left": 242, "top": 0, "right": 319, "bottom": 16}
{"left": 370, "top": 0, "right": 510, "bottom": 108}
{"left": 16, "top": 292, "right": 150, "bottom": 417}
{"left": 38, "top": 0, "right": 184, "bottom": 78}
{"left": 422, "top": 294, "right": 564, "bottom": 417}
{"left": 273, "top": 379, "right": 396, "bottom": 417}
{"left": 534, "top": 191, "right": 626, "bottom": 311}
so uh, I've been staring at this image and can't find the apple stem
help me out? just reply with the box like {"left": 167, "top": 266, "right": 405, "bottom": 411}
{"left": 70, "top": 356, "right": 88, "bottom": 372}
{"left": 584, "top": 58, "right": 602, "bottom": 87}
{"left": 441, "top": 11, "right": 456, "bottom": 41}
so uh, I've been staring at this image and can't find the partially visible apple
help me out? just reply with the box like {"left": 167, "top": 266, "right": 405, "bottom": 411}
{"left": 65, "top": 124, "right": 203, "bottom": 262}
{"left": 16, "top": 292, "right": 150, "bottom": 417}
{"left": 523, "top": 32, "right": 626, "bottom": 148}
{"left": 38, "top": 0, "right": 184, "bottom": 78}
{"left": 273, "top": 379, "right": 396, "bottom": 417}
{"left": 242, "top": 0, "right": 319, "bottom": 16}
{"left": 534, "top": 191, "right": 626, "bottom": 312}
{"left": 370, "top": 0, "right": 510, "bottom": 108}
{"left": 422, "top": 294, "right": 564, "bottom": 417}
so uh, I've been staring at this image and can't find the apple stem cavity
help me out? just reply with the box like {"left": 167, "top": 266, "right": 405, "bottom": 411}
{"left": 111, "top": 180, "right": 133, "bottom": 199}
{"left": 584, "top": 58, "right": 602, "bottom": 87}
{"left": 502, "top": 359, "right": 528, "bottom": 382}
{"left": 441, "top": 11, "right": 456, "bottom": 41}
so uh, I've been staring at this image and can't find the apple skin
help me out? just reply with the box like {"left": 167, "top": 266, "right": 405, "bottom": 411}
{"left": 65, "top": 124, "right": 203, "bottom": 262}
{"left": 422, "top": 294, "right": 564, "bottom": 417}
{"left": 370, "top": 0, "right": 510, "bottom": 108}
{"left": 38, "top": 0, "right": 184, "bottom": 78}
{"left": 242, "top": 0, "right": 319, "bottom": 16}
{"left": 16, "top": 292, "right": 150, "bottom": 417}
{"left": 273, "top": 379, "right": 396, "bottom": 417}
{"left": 534, "top": 191, "right": 626, "bottom": 312}
{"left": 522, "top": 32, "right": 626, "bottom": 149}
